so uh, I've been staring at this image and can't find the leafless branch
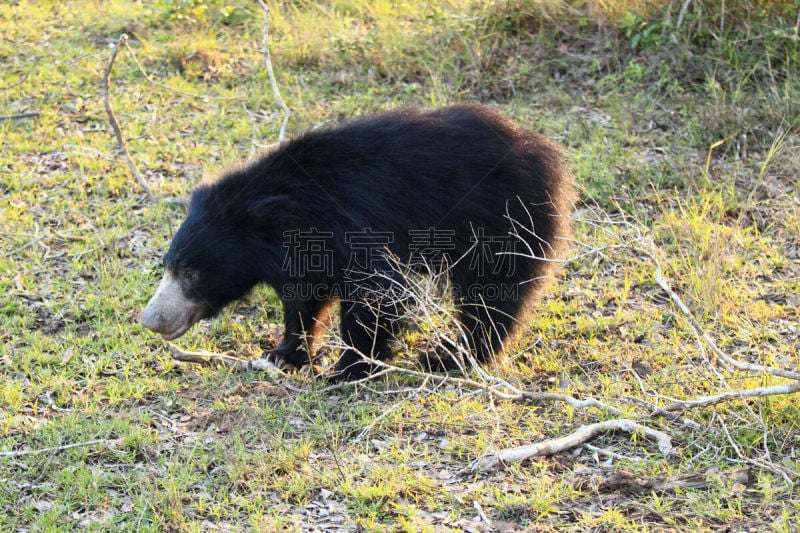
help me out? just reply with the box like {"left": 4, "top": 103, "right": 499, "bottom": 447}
{"left": 102, "top": 34, "right": 190, "bottom": 207}
{"left": 718, "top": 415, "right": 797, "bottom": 485}
{"left": 519, "top": 391, "right": 625, "bottom": 416}
{"left": 676, "top": 0, "right": 693, "bottom": 28}
{"left": 622, "top": 396, "right": 709, "bottom": 432}
{"left": 3, "top": 235, "right": 45, "bottom": 258}
{"left": 352, "top": 400, "right": 406, "bottom": 444}
{"left": 571, "top": 208, "right": 800, "bottom": 383}
{"left": 164, "top": 335, "right": 626, "bottom": 418}
{"left": 473, "top": 500, "right": 491, "bottom": 525}
{"left": 161, "top": 204, "right": 798, "bottom": 481}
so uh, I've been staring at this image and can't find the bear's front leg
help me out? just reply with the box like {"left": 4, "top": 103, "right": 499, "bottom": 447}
{"left": 265, "top": 298, "right": 326, "bottom": 370}
{"left": 267, "top": 341, "right": 310, "bottom": 369}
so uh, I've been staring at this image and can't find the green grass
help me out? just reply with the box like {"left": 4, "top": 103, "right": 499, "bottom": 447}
{"left": 1, "top": 0, "right": 799, "bottom": 530}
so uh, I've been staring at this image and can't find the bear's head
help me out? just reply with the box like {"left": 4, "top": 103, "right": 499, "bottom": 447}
{"left": 140, "top": 185, "right": 275, "bottom": 340}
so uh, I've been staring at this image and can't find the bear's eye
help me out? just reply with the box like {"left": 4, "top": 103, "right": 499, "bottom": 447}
{"left": 180, "top": 268, "right": 197, "bottom": 282}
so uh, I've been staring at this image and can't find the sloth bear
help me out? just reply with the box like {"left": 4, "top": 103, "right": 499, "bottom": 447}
{"left": 141, "top": 104, "right": 576, "bottom": 380}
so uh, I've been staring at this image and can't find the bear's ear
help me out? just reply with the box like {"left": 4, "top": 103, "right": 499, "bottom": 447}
{"left": 245, "top": 194, "right": 291, "bottom": 219}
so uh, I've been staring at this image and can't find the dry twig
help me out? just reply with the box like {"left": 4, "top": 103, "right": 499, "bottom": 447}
{"left": 651, "top": 244, "right": 800, "bottom": 382}
{"left": 102, "top": 34, "right": 154, "bottom": 200}
{"left": 256, "top": 0, "right": 291, "bottom": 143}
{"left": 583, "top": 443, "right": 641, "bottom": 462}
{"left": 166, "top": 343, "right": 282, "bottom": 374}
{"left": 0, "top": 72, "right": 28, "bottom": 90}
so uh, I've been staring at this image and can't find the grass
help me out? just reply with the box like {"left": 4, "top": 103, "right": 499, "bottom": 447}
{"left": 1, "top": 0, "right": 799, "bottom": 530}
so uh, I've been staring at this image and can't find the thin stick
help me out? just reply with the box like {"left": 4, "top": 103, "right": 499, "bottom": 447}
{"left": 164, "top": 339, "right": 626, "bottom": 418}
{"left": 520, "top": 391, "right": 625, "bottom": 416}
{"left": 0, "top": 439, "right": 118, "bottom": 458}
{"left": 120, "top": 39, "right": 243, "bottom": 101}
{"left": 676, "top": 0, "right": 692, "bottom": 28}
{"left": 592, "top": 468, "right": 752, "bottom": 494}
{"left": 623, "top": 396, "right": 709, "bottom": 432}
{"left": 3, "top": 235, "right": 45, "bottom": 258}
{"left": 473, "top": 500, "right": 491, "bottom": 525}
{"left": 102, "top": 34, "right": 154, "bottom": 199}
{"left": 584, "top": 443, "right": 641, "bottom": 462}
{"left": 352, "top": 400, "right": 406, "bottom": 444}
{"left": 0, "top": 72, "right": 28, "bottom": 90}
{"left": 256, "top": 0, "right": 291, "bottom": 142}
{"left": 719, "top": 416, "right": 796, "bottom": 485}
{"left": 0, "top": 111, "right": 40, "bottom": 121}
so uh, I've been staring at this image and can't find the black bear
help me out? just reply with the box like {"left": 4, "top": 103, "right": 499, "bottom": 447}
{"left": 141, "top": 104, "right": 576, "bottom": 380}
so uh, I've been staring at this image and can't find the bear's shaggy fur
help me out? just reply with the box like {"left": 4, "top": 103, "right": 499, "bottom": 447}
{"left": 141, "top": 104, "right": 576, "bottom": 380}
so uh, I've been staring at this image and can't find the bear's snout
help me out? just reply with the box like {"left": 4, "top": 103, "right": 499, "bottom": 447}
{"left": 141, "top": 271, "right": 204, "bottom": 340}
{"left": 140, "top": 305, "right": 167, "bottom": 334}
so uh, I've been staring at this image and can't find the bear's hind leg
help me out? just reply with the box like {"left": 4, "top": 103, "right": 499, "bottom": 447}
{"left": 333, "top": 297, "right": 397, "bottom": 381}
{"left": 454, "top": 284, "right": 528, "bottom": 367}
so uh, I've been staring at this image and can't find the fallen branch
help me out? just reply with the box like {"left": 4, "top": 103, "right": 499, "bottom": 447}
{"left": 4, "top": 235, "right": 45, "bottom": 258}
{"left": 0, "top": 438, "right": 120, "bottom": 458}
{"left": 473, "top": 500, "right": 491, "bottom": 525}
{"left": 102, "top": 34, "right": 154, "bottom": 200}
{"left": 778, "top": 319, "right": 799, "bottom": 336}
{"left": 582, "top": 467, "right": 752, "bottom": 495}
{"left": 352, "top": 400, "right": 406, "bottom": 444}
{"left": 675, "top": 0, "right": 693, "bottom": 29}
{"left": 576, "top": 209, "right": 800, "bottom": 385}
{"left": 464, "top": 419, "right": 673, "bottom": 473}
{"left": 718, "top": 414, "right": 798, "bottom": 486}
{"left": 351, "top": 355, "right": 629, "bottom": 417}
